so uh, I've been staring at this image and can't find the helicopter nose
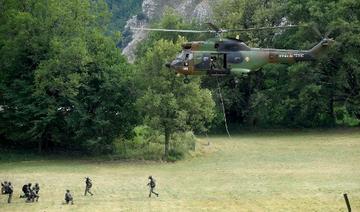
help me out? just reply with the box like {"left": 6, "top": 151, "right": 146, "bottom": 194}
{"left": 165, "top": 60, "right": 179, "bottom": 69}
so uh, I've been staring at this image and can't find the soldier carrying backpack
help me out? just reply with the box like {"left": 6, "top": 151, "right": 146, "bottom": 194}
{"left": 147, "top": 176, "right": 159, "bottom": 198}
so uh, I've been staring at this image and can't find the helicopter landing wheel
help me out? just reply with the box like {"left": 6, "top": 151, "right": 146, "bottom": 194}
{"left": 183, "top": 77, "right": 190, "bottom": 84}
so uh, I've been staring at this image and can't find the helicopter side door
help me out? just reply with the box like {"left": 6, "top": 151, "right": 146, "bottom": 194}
{"left": 194, "top": 53, "right": 211, "bottom": 71}
{"left": 208, "top": 53, "right": 228, "bottom": 75}
{"left": 194, "top": 53, "right": 228, "bottom": 75}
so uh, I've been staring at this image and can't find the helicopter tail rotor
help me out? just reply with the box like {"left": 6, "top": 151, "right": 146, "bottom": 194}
{"left": 312, "top": 24, "right": 324, "bottom": 39}
{"left": 310, "top": 23, "right": 335, "bottom": 41}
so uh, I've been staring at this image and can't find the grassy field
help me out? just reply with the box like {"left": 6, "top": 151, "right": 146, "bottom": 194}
{"left": 0, "top": 129, "right": 359, "bottom": 211}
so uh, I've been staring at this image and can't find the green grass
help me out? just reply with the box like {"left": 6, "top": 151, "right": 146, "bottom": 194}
{"left": 0, "top": 129, "right": 359, "bottom": 211}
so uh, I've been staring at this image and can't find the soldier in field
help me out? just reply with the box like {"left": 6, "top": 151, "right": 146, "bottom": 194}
{"left": 1, "top": 181, "right": 8, "bottom": 195}
{"left": 20, "top": 183, "right": 31, "bottom": 199}
{"left": 84, "top": 177, "right": 93, "bottom": 196}
{"left": 32, "top": 183, "right": 40, "bottom": 202}
{"left": 6, "top": 182, "right": 13, "bottom": 203}
{"left": 65, "top": 190, "right": 74, "bottom": 204}
{"left": 26, "top": 187, "right": 35, "bottom": 202}
{"left": 26, "top": 184, "right": 39, "bottom": 203}
{"left": 147, "top": 176, "right": 159, "bottom": 198}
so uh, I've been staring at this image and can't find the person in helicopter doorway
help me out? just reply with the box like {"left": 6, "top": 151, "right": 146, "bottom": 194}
{"left": 210, "top": 56, "right": 217, "bottom": 70}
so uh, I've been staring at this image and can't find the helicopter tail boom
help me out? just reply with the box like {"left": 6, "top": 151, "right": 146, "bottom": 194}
{"left": 261, "top": 38, "right": 334, "bottom": 65}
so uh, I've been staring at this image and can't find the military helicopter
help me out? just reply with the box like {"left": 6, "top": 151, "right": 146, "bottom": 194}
{"left": 132, "top": 23, "right": 335, "bottom": 83}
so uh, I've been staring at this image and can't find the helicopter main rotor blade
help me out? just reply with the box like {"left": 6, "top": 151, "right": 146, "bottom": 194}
{"left": 325, "top": 27, "right": 334, "bottom": 38}
{"left": 206, "top": 23, "right": 221, "bottom": 32}
{"left": 225, "top": 25, "right": 300, "bottom": 33}
{"left": 131, "top": 27, "right": 211, "bottom": 33}
{"left": 131, "top": 24, "right": 304, "bottom": 36}
{"left": 311, "top": 25, "right": 324, "bottom": 39}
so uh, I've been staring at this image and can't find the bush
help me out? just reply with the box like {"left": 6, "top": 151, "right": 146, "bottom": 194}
{"left": 335, "top": 107, "right": 360, "bottom": 127}
{"left": 113, "top": 126, "right": 197, "bottom": 161}
{"left": 167, "top": 149, "right": 184, "bottom": 162}
{"left": 81, "top": 138, "right": 115, "bottom": 155}
{"left": 113, "top": 125, "right": 163, "bottom": 160}
{"left": 171, "top": 131, "right": 196, "bottom": 152}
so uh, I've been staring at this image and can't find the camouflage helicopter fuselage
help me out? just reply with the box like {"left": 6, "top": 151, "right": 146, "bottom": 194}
{"left": 168, "top": 37, "right": 334, "bottom": 77}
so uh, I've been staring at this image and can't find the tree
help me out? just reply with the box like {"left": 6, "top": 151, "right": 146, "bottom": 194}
{"left": 136, "top": 38, "right": 215, "bottom": 159}
{"left": 0, "top": 0, "right": 136, "bottom": 153}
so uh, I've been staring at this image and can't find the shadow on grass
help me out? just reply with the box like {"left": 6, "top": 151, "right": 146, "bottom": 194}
{"left": 207, "top": 126, "right": 360, "bottom": 138}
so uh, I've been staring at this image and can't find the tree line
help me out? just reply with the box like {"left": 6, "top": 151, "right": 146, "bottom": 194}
{"left": 209, "top": 0, "right": 360, "bottom": 129}
{"left": 0, "top": 0, "right": 359, "bottom": 159}
{"left": 0, "top": 0, "right": 136, "bottom": 154}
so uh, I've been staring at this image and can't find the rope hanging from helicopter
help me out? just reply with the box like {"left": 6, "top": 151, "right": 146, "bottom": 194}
{"left": 216, "top": 77, "right": 231, "bottom": 138}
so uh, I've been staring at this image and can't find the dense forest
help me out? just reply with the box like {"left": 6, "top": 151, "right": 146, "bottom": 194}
{"left": 105, "top": 0, "right": 143, "bottom": 31}
{"left": 0, "top": 0, "right": 359, "bottom": 160}
{"left": 210, "top": 0, "right": 360, "bottom": 129}
{"left": 105, "top": 0, "right": 143, "bottom": 48}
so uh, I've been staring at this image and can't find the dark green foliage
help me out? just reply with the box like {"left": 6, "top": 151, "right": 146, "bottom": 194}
{"left": 135, "top": 37, "right": 215, "bottom": 160}
{"left": 113, "top": 126, "right": 196, "bottom": 161}
{"left": 133, "top": 11, "right": 215, "bottom": 160}
{"left": 0, "top": 0, "right": 136, "bottom": 153}
{"left": 0, "top": 0, "right": 359, "bottom": 158}
{"left": 105, "top": 0, "right": 143, "bottom": 48}
{"left": 135, "top": 8, "right": 209, "bottom": 59}
{"left": 210, "top": 0, "right": 360, "bottom": 129}
{"left": 167, "top": 149, "right": 184, "bottom": 162}
{"left": 106, "top": 0, "right": 143, "bottom": 32}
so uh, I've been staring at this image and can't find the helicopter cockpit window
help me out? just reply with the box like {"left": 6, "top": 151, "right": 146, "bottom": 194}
{"left": 176, "top": 51, "right": 192, "bottom": 60}
{"left": 185, "top": 53, "right": 193, "bottom": 60}
{"left": 176, "top": 52, "right": 186, "bottom": 60}
{"left": 184, "top": 53, "right": 193, "bottom": 66}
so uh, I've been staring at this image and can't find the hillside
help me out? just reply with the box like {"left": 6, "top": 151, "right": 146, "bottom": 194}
{"left": 106, "top": 0, "right": 143, "bottom": 32}
{"left": 121, "top": 0, "right": 215, "bottom": 62}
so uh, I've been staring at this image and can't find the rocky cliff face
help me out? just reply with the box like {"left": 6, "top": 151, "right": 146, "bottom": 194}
{"left": 122, "top": 0, "right": 214, "bottom": 62}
